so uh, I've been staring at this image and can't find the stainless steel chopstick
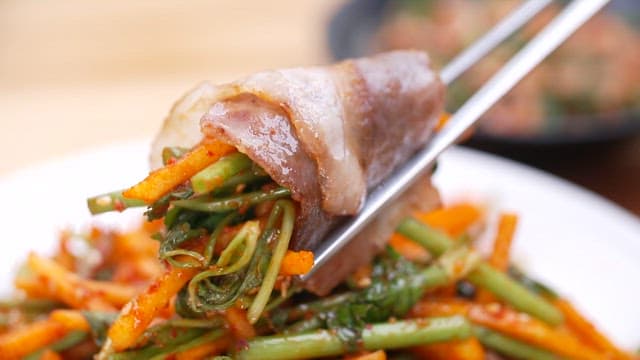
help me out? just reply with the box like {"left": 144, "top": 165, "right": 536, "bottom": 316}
{"left": 440, "top": 0, "right": 552, "bottom": 85}
{"left": 302, "top": 0, "right": 610, "bottom": 281}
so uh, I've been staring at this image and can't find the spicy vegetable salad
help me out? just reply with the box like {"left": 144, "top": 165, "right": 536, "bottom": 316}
{"left": 0, "top": 51, "right": 634, "bottom": 359}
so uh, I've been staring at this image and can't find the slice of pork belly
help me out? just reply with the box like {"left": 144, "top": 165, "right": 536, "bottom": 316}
{"left": 150, "top": 50, "right": 445, "bottom": 294}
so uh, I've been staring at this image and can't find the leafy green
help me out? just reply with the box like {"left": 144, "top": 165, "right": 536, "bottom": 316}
{"left": 318, "top": 248, "right": 426, "bottom": 351}
{"left": 183, "top": 229, "right": 273, "bottom": 314}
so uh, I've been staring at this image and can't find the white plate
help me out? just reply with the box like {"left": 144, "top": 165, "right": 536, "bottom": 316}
{"left": 1, "top": 142, "right": 639, "bottom": 349}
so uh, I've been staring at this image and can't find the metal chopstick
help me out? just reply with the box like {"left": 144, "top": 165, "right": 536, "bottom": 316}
{"left": 302, "top": 0, "right": 610, "bottom": 281}
{"left": 440, "top": 0, "right": 552, "bottom": 85}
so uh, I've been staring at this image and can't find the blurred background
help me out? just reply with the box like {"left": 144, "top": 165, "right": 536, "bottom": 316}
{"left": 1, "top": 0, "right": 638, "bottom": 214}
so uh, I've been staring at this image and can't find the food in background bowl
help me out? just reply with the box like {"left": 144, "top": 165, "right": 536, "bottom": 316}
{"left": 376, "top": 0, "right": 640, "bottom": 139}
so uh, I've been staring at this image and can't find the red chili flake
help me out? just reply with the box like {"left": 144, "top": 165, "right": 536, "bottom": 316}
{"left": 114, "top": 199, "right": 125, "bottom": 212}
{"left": 147, "top": 280, "right": 161, "bottom": 294}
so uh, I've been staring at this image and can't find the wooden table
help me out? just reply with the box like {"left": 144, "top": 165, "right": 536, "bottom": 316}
{"left": 1, "top": 0, "right": 638, "bottom": 216}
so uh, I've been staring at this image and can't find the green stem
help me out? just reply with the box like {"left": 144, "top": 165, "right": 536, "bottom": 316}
{"left": 148, "top": 329, "right": 226, "bottom": 360}
{"left": 163, "top": 249, "right": 207, "bottom": 269}
{"left": 277, "top": 292, "right": 356, "bottom": 323}
{"left": 473, "top": 326, "right": 560, "bottom": 360}
{"left": 191, "top": 152, "right": 253, "bottom": 194}
{"left": 0, "top": 298, "right": 62, "bottom": 313}
{"left": 172, "top": 187, "right": 291, "bottom": 213}
{"left": 468, "top": 264, "right": 563, "bottom": 325}
{"left": 396, "top": 217, "right": 452, "bottom": 257}
{"left": 216, "top": 172, "right": 268, "bottom": 193}
{"left": 160, "top": 317, "right": 225, "bottom": 329}
{"left": 216, "top": 221, "right": 260, "bottom": 271}
{"left": 247, "top": 200, "right": 295, "bottom": 324}
{"left": 397, "top": 218, "right": 564, "bottom": 326}
{"left": 204, "top": 212, "right": 237, "bottom": 265}
{"left": 238, "top": 316, "right": 472, "bottom": 360}
{"left": 87, "top": 190, "right": 146, "bottom": 214}
{"left": 110, "top": 329, "right": 205, "bottom": 360}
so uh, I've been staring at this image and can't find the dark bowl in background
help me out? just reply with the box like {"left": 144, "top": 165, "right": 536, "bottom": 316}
{"left": 327, "top": 0, "right": 640, "bottom": 147}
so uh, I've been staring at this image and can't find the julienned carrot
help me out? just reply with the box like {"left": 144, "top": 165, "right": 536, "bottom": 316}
{"left": 0, "top": 319, "right": 67, "bottom": 359}
{"left": 477, "top": 213, "right": 519, "bottom": 303}
{"left": 174, "top": 336, "right": 232, "bottom": 360}
{"left": 107, "top": 266, "right": 198, "bottom": 352}
{"left": 389, "top": 233, "right": 430, "bottom": 262}
{"left": 488, "top": 213, "right": 518, "bottom": 271}
{"left": 123, "top": 141, "right": 235, "bottom": 203}
{"left": 412, "top": 338, "right": 485, "bottom": 360}
{"left": 468, "top": 304, "right": 602, "bottom": 360}
{"left": 409, "top": 298, "right": 472, "bottom": 318}
{"left": 344, "top": 350, "right": 387, "bottom": 360}
{"left": 415, "top": 203, "right": 483, "bottom": 237}
{"left": 27, "top": 253, "right": 119, "bottom": 310}
{"left": 50, "top": 310, "right": 90, "bottom": 332}
{"left": 225, "top": 307, "right": 256, "bottom": 340}
{"left": 279, "top": 250, "right": 314, "bottom": 276}
{"left": 14, "top": 276, "right": 52, "bottom": 299}
{"left": 555, "top": 298, "right": 633, "bottom": 359}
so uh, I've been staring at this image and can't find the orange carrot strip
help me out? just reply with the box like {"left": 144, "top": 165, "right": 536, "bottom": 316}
{"left": 412, "top": 338, "right": 485, "bottom": 360}
{"left": 27, "top": 253, "right": 135, "bottom": 309}
{"left": 107, "top": 266, "right": 198, "bottom": 352}
{"left": 477, "top": 213, "right": 519, "bottom": 303}
{"left": 225, "top": 307, "right": 256, "bottom": 340}
{"left": 468, "top": 304, "right": 603, "bottom": 360}
{"left": 344, "top": 350, "right": 387, "bottom": 360}
{"left": 26, "top": 253, "right": 115, "bottom": 310}
{"left": 0, "top": 319, "right": 67, "bottom": 359}
{"left": 279, "top": 250, "right": 314, "bottom": 276}
{"left": 415, "top": 203, "right": 483, "bottom": 237}
{"left": 110, "top": 230, "right": 160, "bottom": 260}
{"left": 555, "top": 299, "right": 633, "bottom": 359}
{"left": 488, "top": 213, "right": 518, "bottom": 271}
{"left": 50, "top": 310, "right": 91, "bottom": 332}
{"left": 174, "top": 336, "right": 232, "bottom": 360}
{"left": 409, "top": 298, "right": 472, "bottom": 318}
{"left": 14, "top": 276, "right": 52, "bottom": 299}
{"left": 39, "top": 349, "right": 63, "bottom": 360}
{"left": 123, "top": 141, "right": 235, "bottom": 203}
{"left": 389, "top": 233, "right": 430, "bottom": 262}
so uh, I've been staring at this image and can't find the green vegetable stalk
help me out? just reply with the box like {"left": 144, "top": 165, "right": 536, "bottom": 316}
{"left": 473, "top": 326, "right": 559, "bottom": 360}
{"left": 237, "top": 316, "right": 472, "bottom": 360}
{"left": 397, "top": 218, "right": 564, "bottom": 326}
{"left": 87, "top": 190, "right": 146, "bottom": 214}
{"left": 172, "top": 187, "right": 291, "bottom": 212}
{"left": 191, "top": 152, "right": 253, "bottom": 194}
